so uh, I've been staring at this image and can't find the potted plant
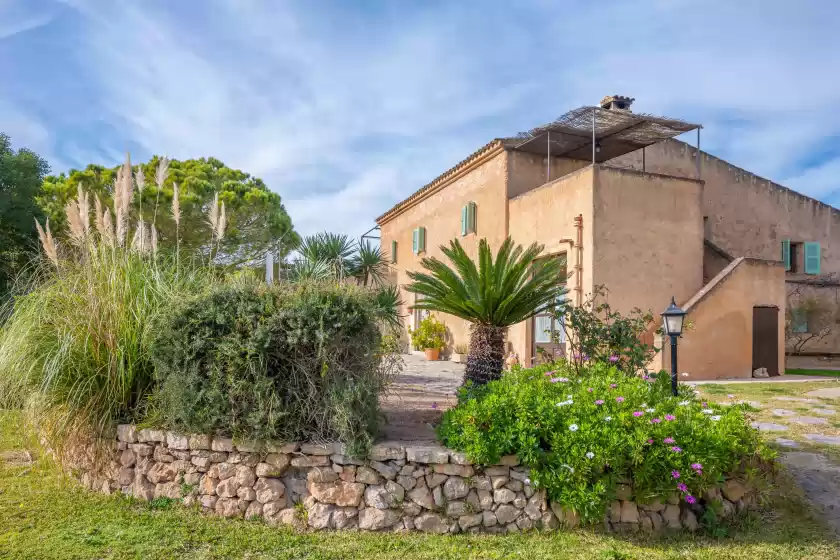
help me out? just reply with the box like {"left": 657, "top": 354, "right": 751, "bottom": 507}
{"left": 409, "top": 314, "right": 446, "bottom": 361}
{"left": 451, "top": 343, "right": 468, "bottom": 363}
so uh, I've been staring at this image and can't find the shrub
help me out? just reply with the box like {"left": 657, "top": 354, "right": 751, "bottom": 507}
{"left": 437, "top": 361, "right": 771, "bottom": 522}
{"left": 149, "top": 281, "right": 396, "bottom": 455}
{"left": 543, "top": 286, "right": 658, "bottom": 375}
{"left": 408, "top": 314, "right": 446, "bottom": 351}
{"left": 0, "top": 247, "right": 213, "bottom": 455}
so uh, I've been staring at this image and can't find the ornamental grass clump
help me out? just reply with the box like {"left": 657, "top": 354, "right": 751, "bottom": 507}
{"left": 437, "top": 361, "right": 772, "bottom": 522}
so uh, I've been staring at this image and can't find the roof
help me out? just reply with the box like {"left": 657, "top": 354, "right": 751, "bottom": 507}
{"left": 376, "top": 106, "right": 701, "bottom": 224}
{"left": 512, "top": 106, "right": 701, "bottom": 162}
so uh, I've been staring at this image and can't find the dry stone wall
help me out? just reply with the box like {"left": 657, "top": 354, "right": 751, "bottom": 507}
{"left": 71, "top": 425, "right": 757, "bottom": 534}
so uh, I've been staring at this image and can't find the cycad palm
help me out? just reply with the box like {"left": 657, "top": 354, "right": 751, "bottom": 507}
{"left": 407, "top": 237, "right": 564, "bottom": 386}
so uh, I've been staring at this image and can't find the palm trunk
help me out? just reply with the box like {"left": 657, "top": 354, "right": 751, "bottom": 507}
{"left": 465, "top": 324, "right": 506, "bottom": 386}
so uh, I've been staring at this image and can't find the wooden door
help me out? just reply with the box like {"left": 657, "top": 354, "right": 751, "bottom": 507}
{"left": 752, "top": 306, "right": 779, "bottom": 376}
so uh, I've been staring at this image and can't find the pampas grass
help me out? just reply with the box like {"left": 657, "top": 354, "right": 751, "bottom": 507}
{"left": 35, "top": 219, "right": 58, "bottom": 266}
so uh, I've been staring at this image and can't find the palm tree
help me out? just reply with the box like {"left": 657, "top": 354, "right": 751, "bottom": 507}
{"left": 352, "top": 241, "right": 387, "bottom": 287}
{"left": 406, "top": 237, "right": 565, "bottom": 386}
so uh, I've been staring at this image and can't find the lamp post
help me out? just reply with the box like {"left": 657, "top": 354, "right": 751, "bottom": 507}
{"left": 661, "top": 297, "right": 687, "bottom": 396}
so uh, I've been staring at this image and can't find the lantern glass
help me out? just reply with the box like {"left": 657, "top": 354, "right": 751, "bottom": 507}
{"left": 663, "top": 313, "right": 684, "bottom": 336}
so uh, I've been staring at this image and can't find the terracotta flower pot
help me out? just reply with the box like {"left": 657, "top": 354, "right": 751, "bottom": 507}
{"left": 424, "top": 348, "right": 440, "bottom": 361}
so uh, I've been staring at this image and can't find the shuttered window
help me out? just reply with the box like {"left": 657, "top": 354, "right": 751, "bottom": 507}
{"left": 461, "top": 202, "right": 477, "bottom": 236}
{"left": 390, "top": 240, "right": 397, "bottom": 264}
{"left": 781, "top": 239, "right": 791, "bottom": 271}
{"left": 412, "top": 227, "right": 426, "bottom": 254}
{"left": 804, "top": 242, "right": 821, "bottom": 274}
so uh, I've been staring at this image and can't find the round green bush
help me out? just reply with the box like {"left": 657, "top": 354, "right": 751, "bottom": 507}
{"left": 437, "top": 362, "right": 772, "bottom": 522}
{"left": 149, "top": 281, "right": 391, "bottom": 454}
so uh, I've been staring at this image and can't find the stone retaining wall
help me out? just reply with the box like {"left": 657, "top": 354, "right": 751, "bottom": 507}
{"left": 71, "top": 425, "right": 756, "bottom": 534}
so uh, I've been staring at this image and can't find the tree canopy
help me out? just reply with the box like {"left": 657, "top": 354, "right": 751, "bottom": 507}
{"left": 39, "top": 156, "right": 299, "bottom": 265}
{"left": 0, "top": 133, "right": 50, "bottom": 302}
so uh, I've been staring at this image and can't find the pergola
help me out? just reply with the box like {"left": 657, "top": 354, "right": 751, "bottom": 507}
{"left": 511, "top": 106, "right": 702, "bottom": 182}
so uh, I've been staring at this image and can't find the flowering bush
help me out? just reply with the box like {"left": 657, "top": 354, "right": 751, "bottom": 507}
{"left": 437, "top": 361, "right": 771, "bottom": 522}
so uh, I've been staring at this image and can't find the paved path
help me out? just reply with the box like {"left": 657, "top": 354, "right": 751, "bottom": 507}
{"left": 780, "top": 451, "right": 840, "bottom": 536}
{"left": 379, "top": 353, "right": 463, "bottom": 442}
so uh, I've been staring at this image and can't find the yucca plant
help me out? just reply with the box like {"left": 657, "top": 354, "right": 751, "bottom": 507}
{"left": 406, "top": 237, "right": 565, "bottom": 386}
{"left": 297, "top": 232, "right": 357, "bottom": 280}
{"left": 352, "top": 241, "right": 387, "bottom": 287}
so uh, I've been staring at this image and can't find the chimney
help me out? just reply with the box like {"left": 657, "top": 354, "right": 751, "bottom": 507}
{"left": 600, "top": 95, "right": 634, "bottom": 112}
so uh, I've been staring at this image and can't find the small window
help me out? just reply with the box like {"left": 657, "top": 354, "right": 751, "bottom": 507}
{"left": 412, "top": 227, "right": 426, "bottom": 254}
{"left": 791, "top": 308, "right": 809, "bottom": 333}
{"left": 461, "top": 202, "right": 477, "bottom": 236}
{"left": 390, "top": 240, "right": 397, "bottom": 264}
{"left": 789, "top": 242, "right": 800, "bottom": 273}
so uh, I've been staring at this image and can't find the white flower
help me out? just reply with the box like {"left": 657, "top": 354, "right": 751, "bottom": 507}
{"left": 681, "top": 372, "right": 690, "bottom": 377}
{"left": 640, "top": 403, "right": 648, "bottom": 408}
{"left": 711, "top": 415, "right": 721, "bottom": 421}
{"left": 569, "top": 423, "right": 579, "bottom": 432}
{"left": 524, "top": 478, "right": 531, "bottom": 484}
{"left": 567, "top": 395, "right": 573, "bottom": 400}
{"left": 646, "top": 408, "right": 655, "bottom": 413}
{"left": 604, "top": 416, "right": 612, "bottom": 422}
{"left": 556, "top": 399, "right": 573, "bottom": 407}
{"left": 678, "top": 400, "right": 690, "bottom": 406}
{"left": 585, "top": 451, "right": 594, "bottom": 459}
{"left": 702, "top": 409, "right": 714, "bottom": 414}
{"left": 561, "top": 464, "right": 575, "bottom": 473}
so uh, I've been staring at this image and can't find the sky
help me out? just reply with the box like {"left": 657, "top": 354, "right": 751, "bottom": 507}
{"left": 2, "top": 0, "right": 840, "bottom": 239}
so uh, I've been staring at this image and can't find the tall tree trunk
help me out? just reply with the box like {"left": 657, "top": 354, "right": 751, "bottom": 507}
{"left": 465, "top": 324, "right": 506, "bottom": 386}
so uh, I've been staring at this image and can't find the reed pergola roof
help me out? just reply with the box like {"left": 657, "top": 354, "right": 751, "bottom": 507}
{"left": 511, "top": 106, "right": 701, "bottom": 162}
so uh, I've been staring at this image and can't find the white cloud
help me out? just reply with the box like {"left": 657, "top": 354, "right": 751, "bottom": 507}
{"left": 40, "top": 0, "right": 840, "bottom": 240}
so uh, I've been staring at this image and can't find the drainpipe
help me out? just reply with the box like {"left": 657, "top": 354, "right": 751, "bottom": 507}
{"left": 573, "top": 215, "right": 583, "bottom": 307}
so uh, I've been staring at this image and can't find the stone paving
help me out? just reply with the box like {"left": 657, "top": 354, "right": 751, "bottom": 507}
{"left": 379, "top": 353, "right": 463, "bottom": 442}
{"left": 780, "top": 451, "right": 840, "bottom": 535}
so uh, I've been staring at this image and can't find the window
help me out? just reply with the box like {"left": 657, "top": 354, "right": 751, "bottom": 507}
{"left": 460, "top": 202, "right": 477, "bottom": 236}
{"left": 413, "top": 293, "right": 430, "bottom": 331}
{"left": 791, "top": 308, "right": 809, "bottom": 333}
{"left": 412, "top": 227, "right": 426, "bottom": 254}
{"left": 390, "top": 240, "right": 397, "bottom": 264}
{"left": 531, "top": 254, "right": 568, "bottom": 360}
{"left": 782, "top": 240, "right": 821, "bottom": 275}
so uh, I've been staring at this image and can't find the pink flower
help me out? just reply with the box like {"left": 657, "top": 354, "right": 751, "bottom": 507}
{"left": 676, "top": 483, "right": 688, "bottom": 493}
{"left": 550, "top": 377, "right": 569, "bottom": 383}
{"left": 610, "top": 384, "right": 617, "bottom": 389}
{"left": 616, "top": 397, "right": 625, "bottom": 403}
{"left": 633, "top": 411, "right": 643, "bottom": 417}
{"left": 650, "top": 418, "right": 662, "bottom": 424}
{"left": 663, "top": 437, "right": 675, "bottom": 444}
{"left": 671, "top": 446, "right": 682, "bottom": 453}
{"left": 665, "top": 414, "right": 676, "bottom": 421}
{"left": 647, "top": 439, "right": 654, "bottom": 444}
{"left": 702, "top": 402, "right": 708, "bottom": 408}
{"left": 544, "top": 371, "right": 555, "bottom": 376}
{"left": 587, "top": 388, "right": 593, "bottom": 393}
{"left": 595, "top": 400, "right": 605, "bottom": 405}
{"left": 431, "top": 403, "right": 437, "bottom": 409}
{"left": 671, "top": 470, "right": 680, "bottom": 479}
{"left": 727, "top": 394, "right": 735, "bottom": 399}
{"left": 685, "top": 495, "right": 696, "bottom": 504}
{"left": 691, "top": 463, "right": 703, "bottom": 472}
{"left": 608, "top": 355, "right": 619, "bottom": 363}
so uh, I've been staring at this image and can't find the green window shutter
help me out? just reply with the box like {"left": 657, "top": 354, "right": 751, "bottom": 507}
{"left": 391, "top": 240, "right": 397, "bottom": 264}
{"left": 418, "top": 227, "right": 426, "bottom": 253}
{"left": 467, "top": 201, "right": 477, "bottom": 233}
{"left": 781, "top": 239, "right": 791, "bottom": 271}
{"left": 792, "top": 308, "right": 809, "bottom": 333}
{"left": 461, "top": 206, "right": 467, "bottom": 236}
{"left": 412, "top": 229, "right": 418, "bottom": 254}
{"left": 805, "top": 242, "right": 821, "bottom": 274}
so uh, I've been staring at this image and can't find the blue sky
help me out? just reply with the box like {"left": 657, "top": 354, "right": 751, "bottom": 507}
{"left": 2, "top": 0, "right": 840, "bottom": 238}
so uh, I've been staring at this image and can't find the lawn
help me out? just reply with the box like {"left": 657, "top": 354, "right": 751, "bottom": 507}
{"left": 0, "top": 411, "right": 838, "bottom": 560}
{"left": 786, "top": 369, "right": 840, "bottom": 377}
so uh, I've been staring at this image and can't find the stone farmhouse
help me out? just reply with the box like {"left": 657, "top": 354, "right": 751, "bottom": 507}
{"left": 376, "top": 96, "right": 840, "bottom": 379}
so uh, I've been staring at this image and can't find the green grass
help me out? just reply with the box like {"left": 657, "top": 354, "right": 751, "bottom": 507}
{"left": 787, "top": 369, "right": 840, "bottom": 377}
{"left": 0, "top": 411, "right": 838, "bottom": 559}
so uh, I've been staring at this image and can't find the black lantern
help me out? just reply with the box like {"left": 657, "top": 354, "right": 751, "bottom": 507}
{"left": 661, "top": 297, "right": 687, "bottom": 396}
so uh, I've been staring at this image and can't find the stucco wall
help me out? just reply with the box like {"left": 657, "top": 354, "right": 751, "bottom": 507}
{"left": 507, "top": 166, "right": 596, "bottom": 364}
{"left": 609, "top": 139, "right": 840, "bottom": 276}
{"left": 379, "top": 148, "right": 509, "bottom": 353}
{"left": 786, "top": 282, "right": 840, "bottom": 355}
{"left": 506, "top": 151, "right": 590, "bottom": 200}
{"left": 662, "top": 258, "right": 786, "bottom": 380}
{"left": 592, "top": 166, "right": 705, "bottom": 319}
